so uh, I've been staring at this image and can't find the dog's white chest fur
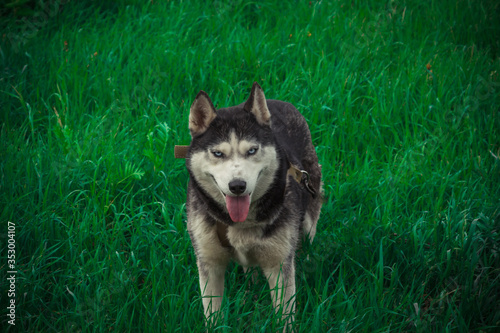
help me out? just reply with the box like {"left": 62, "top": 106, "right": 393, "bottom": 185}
{"left": 226, "top": 225, "right": 264, "bottom": 267}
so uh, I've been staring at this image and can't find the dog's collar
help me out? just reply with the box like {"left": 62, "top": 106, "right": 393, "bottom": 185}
{"left": 174, "top": 145, "right": 189, "bottom": 159}
{"left": 174, "top": 145, "right": 316, "bottom": 197}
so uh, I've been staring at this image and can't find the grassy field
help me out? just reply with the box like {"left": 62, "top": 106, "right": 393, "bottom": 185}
{"left": 1, "top": 0, "right": 499, "bottom": 332}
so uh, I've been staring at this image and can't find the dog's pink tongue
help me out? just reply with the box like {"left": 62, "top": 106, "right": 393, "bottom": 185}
{"left": 225, "top": 194, "right": 250, "bottom": 222}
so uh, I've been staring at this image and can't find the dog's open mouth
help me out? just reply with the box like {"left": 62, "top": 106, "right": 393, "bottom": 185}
{"left": 225, "top": 194, "right": 250, "bottom": 222}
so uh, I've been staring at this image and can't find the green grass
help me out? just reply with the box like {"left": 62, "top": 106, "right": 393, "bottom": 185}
{"left": 1, "top": 0, "right": 499, "bottom": 331}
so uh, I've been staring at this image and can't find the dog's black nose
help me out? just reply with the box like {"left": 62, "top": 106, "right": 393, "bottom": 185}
{"left": 228, "top": 180, "right": 247, "bottom": 195}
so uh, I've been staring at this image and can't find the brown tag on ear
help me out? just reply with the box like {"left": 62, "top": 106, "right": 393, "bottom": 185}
{"left": 174, "top": 145, "right": 189, "bottom": 159}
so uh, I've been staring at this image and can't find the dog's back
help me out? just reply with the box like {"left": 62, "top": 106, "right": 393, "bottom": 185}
{"left": 267, "top": 99, "right": 323, "bottom": 237}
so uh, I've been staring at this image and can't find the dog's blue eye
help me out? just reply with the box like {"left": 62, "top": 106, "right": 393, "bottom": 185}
{"left": 247, "top": 148, "right": 258, "bottom": 156}
{"left": 212, "top": 151, "right": 224, "bottom": 158}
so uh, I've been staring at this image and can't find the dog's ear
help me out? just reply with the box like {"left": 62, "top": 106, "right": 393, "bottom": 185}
{"left": 244, "top": 82, "right": 271, "bottom": 127}
{"left": 189, "top": 91, "right": 217, "bottom": 137}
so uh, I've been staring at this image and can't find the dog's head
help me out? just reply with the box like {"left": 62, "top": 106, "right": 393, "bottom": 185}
{"left": 186, "top": 83, "right": 280, "bottom": 222}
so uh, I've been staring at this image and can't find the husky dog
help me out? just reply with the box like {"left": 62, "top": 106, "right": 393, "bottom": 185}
{"left": 184, "top": 82, "right": 322, "bottom": 328}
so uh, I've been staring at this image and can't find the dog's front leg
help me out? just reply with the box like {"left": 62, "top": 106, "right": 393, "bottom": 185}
{"left": 198, "top": 261, "right": 226, "bottom": 325}
{"left": 262, "top": 260, "right": 296, "bottom": 331}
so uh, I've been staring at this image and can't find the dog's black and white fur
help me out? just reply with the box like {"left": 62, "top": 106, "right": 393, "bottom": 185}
{"left": 185, "top": 82, "right": 322, "bottom": 329}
